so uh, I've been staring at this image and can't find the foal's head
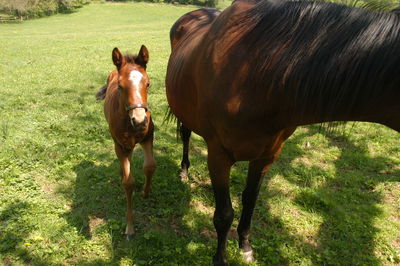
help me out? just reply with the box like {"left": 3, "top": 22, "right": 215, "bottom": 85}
{"left": 112, "top": 45, "right": 150, "bottom": 130}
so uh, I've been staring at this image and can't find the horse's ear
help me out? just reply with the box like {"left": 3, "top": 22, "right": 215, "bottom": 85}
{"left": 112, "top": 48, "right": 125, "bottom": 70}
{"left": 136, "top": 45, "right": 149, "bottom": 68}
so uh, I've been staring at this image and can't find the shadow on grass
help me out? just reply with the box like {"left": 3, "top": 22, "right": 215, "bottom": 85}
{"left": 216, "top": 124, "right": 399, "bottom": 264}
{"left": 58, "top": 118, "right": 223, "bottom": 264}
{"left": 56, "top": 116, "right": 399, "bottom": 264}
{"left": 0, "top": 202, "right": 52, "bottom": 265}
{"left": 278, "top": 125, "right": 399, "bottom": 264}
{"left": 0, "top": 202, "right": 30, "bottom": 260}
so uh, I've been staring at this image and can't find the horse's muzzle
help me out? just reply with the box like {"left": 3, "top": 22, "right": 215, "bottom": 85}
{"left": 131, "top": 116, "right": 148, "bottom": 131}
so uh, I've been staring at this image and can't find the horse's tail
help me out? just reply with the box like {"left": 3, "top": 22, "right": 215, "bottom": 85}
{"left": 163, "top": 106, "right": 181, "bottom": 140}
{"left": 96, "top": 84, "right": 107, "bottom": 100}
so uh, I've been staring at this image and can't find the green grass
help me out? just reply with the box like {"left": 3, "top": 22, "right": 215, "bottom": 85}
{"left": 1, "top": 2, "right": 399, "bottom": 265}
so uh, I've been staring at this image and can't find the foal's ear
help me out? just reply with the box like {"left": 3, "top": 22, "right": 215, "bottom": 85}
{"left": 112, "top": 48, "right": 125, "bottom": 70}
{"left": 136, "top": 45, "right": 149, "bottom": 68}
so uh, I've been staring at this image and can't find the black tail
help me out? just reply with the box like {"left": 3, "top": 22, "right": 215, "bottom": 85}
{"left": 163, "top": 106, "right": 182, "bottom": 140}
{"left": 96, "top": 84, "right": 107, "bottom": 100}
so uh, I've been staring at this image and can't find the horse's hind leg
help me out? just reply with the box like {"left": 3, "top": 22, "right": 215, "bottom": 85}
{"left": 179, "top": 124, "right": 191, "bottom": 180}
{"left": 207, "top": 139, "right": 234, "bottom": 265}
{"left": 115, "top": 143, "right": 135, "bottom": 239}
{"left": 140, "top": 132, "right": 156, "bottom": 198}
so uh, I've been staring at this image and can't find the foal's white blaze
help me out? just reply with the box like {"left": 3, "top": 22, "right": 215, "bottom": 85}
{"left": 129, "top": 70, "right": 144, "bottom": 100}
{"left": 128, "top": 70, "right": 146, "bottom": 124}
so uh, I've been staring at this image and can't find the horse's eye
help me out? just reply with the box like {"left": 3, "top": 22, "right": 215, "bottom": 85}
{"left": 118, "top": 85, "right": 123, "bottom": 90}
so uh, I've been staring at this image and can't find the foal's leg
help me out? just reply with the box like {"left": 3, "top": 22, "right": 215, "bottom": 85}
{"left": 140, "top": 134, "right": 156, "bottom": 198}
{"left": 180, "top": 124, "right": 191, "bottom": 180}
{"left": 207, "top": 140, "right": 234, "bottom": 265}
{"left": 115, "top": 143, "right": 135, "bottom": 239}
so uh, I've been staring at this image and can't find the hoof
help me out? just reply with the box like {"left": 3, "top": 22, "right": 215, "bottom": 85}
{"left": 125, "top": 225, "right": 135, "bottom": 240}
{"left": 179, "top": 170, "right": 189, "bottom": 182}
{"left": 142, "top": 187, "right": 151, "bottom": 198}
{"left": 125, "top": 233, "right": 134, "bottom": 241}
{"left": 142, "top": 182, "right": 153, "bottom": 198}
{"left": 213, "top": 255, "right": 228, "bottom": 266}
{"left": 241, "top": 250, "right": 254, "bottom": 263}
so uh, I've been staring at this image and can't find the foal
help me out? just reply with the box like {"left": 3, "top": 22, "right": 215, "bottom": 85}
{"left": 97, "top": 45, "right": 156, "bottom": 238}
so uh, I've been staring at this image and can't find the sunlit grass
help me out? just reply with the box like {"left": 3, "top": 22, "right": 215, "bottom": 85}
{"left": 0, "top": 2, "right": 399, "bottom": 265}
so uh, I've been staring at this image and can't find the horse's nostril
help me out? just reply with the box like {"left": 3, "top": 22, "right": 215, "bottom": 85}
{"left": 130, "top": 118, "right": 136, "bottom": 128}
{"left": 131, "top": 116, "right": 148, "bottom": 129}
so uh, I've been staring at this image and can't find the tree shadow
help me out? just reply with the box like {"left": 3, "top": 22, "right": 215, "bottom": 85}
{"left": 0, "top": 201, "right": 54, "bottom": 265}
{"left": 0, "top": 202, "right": 30, "bottom": 260}
{"left": 56, "top": 113, "right": 399, "bottom": 264}
{"left": 219, "top": 124, "right": 399, "bottom": 264}
{"left": 286, "top": 125, "right": 399, "bottom": 264}
{"left": 57, "top": 117, "right": 228, "bottom": 264}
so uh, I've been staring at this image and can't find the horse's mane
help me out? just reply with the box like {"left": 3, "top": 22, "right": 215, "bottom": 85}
{"left": 233, "top": 0, "right": 400, "bottom": 119}
{"left": 96, "top": 53, "right": 140, "bottom": 101}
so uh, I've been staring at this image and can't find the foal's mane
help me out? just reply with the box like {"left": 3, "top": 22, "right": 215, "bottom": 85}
{"left": 95, "top": 53, "right": 140, "bottom": 101}
{"left": 233, "top": 0, "right": 400, "bottom": 119}
{"left": 124, "top": 53, "right": 139, "bottom": 64}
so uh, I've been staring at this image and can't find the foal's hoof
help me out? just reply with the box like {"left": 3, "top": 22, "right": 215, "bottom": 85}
{"left": 241, "top": 250, "right": 254, "bottom": 263}
{"left": 125, "top": 233, "right": 134, "bottom": 241}
{"left": 142, "top": 188, "right": 152, "bottom": 198}
{"left": 125, "top": 226, "right": 135, "bottom": 241}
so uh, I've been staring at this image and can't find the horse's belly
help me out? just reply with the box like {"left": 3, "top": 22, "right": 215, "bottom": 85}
{"left": 232, "top": 142, "right": 268, "bottom": 161}
{"left": 217, "top": 131, "right": 273, "bottom": 161}
{"left": 215, "top": 124, "right": 295, "bottom": 161}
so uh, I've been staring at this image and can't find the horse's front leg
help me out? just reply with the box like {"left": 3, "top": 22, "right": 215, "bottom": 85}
{"left": 237, "top": 158, "right": 273, "bottom": 263}
{"left": 179, "top": 124, "right": 191, "bottom": 180}
{"left": 207, "top": 139, "right": 234, "bottom": 266}
{"left": 140, "top": 131, "right": 156, "bottom": 198}
{"left": 237, "top": 128, "right": 295, "bottom": 262}
{"left": 115, "top": 143, "right": 135, "bottom": 239}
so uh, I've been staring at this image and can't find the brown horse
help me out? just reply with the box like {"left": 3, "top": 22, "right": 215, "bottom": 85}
{"left": 97, "top": 45, "right": 156, "bottom": 239}
{"left": 166, "top": 0, "right": 400, "bottom": 264}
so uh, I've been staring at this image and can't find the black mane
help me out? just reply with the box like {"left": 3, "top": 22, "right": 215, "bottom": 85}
{"left": 235, "top": 0, "right": 400, "bottom": 120}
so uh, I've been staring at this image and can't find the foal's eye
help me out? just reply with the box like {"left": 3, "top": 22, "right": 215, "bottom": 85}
{"left": 118, "top": 85, "right": 123, "bottom": 90}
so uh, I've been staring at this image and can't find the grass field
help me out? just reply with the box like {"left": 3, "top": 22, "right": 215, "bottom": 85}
{"left": 1, "top": 2, "right": 399, "bottom": 265}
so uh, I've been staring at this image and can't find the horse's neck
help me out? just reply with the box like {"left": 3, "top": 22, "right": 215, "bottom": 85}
{"left": 291, "top": 89, "right": 399, "bottom": 131}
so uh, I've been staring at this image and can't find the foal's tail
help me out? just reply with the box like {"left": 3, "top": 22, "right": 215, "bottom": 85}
{"left": 96, "top": 84, "right": 107, "bottom": 100}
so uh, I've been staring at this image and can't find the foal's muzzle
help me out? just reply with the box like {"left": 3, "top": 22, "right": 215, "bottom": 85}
{"left": 126, "top": 104, "right": 149, "bottom": 131}
{"left": 131, "top": 115, "right": 148, "bottom": 130}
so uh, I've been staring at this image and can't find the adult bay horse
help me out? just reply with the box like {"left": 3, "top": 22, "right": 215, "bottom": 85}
{"left": 97, "top": 45, "right": 156, "bottom": 239}
{"left": 166, "top": 0, "right": 400, "bottom": 264}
